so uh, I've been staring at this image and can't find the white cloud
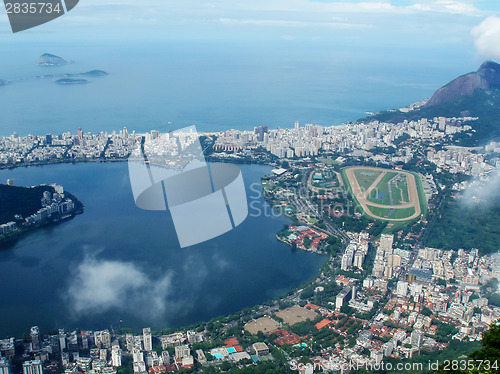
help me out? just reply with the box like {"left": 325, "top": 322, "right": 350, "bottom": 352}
{"left": 462, "top": 168, "right": 500, "bottom": 207}
{"left": 409, "top": 0, "right": 480, "bottom": 15}
{"left": 66, "top": 255, "right": 173, "bottom": 317}
{"left": 472, "top": 16, "right": 500, "bottom": 61}
{"left": 218, "top": 17, "right": 371, "bottom": 29}
{"left": 9, "top": 0, "right": 483, "bottom": 31}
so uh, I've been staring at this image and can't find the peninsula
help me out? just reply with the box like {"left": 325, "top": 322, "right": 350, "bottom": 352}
{"left": 0, "top": 182, "right": 84, "bottom": 245}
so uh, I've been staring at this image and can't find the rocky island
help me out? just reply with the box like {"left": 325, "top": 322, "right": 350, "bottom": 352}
{"left": 37, "top": 70, "right": 109, "bottom": 79}
{"left": 0, "top": 79, "right": 8, "bottom": 86}
{"left": 0, "top": 182, "right": 84, "bottom": 245}
{"left": 55, "top": 78, "right": 89, "bottom": 85}
{"left": 37, "top": 53, "right": 68, "bottom": 66}
{"left": 80, "top": 70, "right": 109, "bottom": 77}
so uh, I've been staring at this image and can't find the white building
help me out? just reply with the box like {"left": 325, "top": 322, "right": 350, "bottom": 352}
{"left": 143, "top": 328, "right": 152, "bottom": 352}
{"left": 22, "top": 361, "right": 43, "bottom": 374}
{"left": 379, "top": 234, "right": 394, "bottom": 254}
{"left": 396, "top": 281, "right": 408, "bottom": 297}
{"left": 112, "top": 348, "right": 122, "bottom": 367}
{"left": 411, "top": 330, "right": 423, "bottom": 349}
{"left": 0, "top": 358, "right": 11, "bottom": 374}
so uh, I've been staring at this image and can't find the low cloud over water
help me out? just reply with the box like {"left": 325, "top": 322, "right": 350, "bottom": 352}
{"left": 66, "top": 255, "right": 173, "bottom": 317}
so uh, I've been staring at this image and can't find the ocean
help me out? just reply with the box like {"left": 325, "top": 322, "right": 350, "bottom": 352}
{"left": 0, "top": 40, "right": 478, "bottom": 137}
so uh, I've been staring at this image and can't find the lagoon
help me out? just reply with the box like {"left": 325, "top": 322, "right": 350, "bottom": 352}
{"left": 0, "top": 162, "right": 326, "bottom": 337}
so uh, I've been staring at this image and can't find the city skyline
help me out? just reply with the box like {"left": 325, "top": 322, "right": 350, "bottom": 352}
{"left": 1, "top": 1, "right": 500, "bottom": 373}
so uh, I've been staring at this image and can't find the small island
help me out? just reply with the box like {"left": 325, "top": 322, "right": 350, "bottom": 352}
{"left": 0, "top": 79, "right": 8, "bottom": 86}
{"left": 37, "top": 70, "right": 109, "bottom": 80}
{"left": 55, "top": 78, "right": 89, "bottom": 85}
{"left": 80, "top": 70, "right": 109, "bottom": 77}
{"left": 0, "top": 181, "right": 84, "bottom": 245}
{"left": 37, "top": 53, "right": 68, "bottom": 66}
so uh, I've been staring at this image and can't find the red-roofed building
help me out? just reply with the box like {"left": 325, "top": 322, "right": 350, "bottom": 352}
{"left": 224, "top": 338, "right": 239, "bottom": 348}
{"left": 315, "top": 319, "right": 332, "bottom": 330}
{"left": 270, "top": 330, "right": 302, "bottom": 346}
{"left": 165, "top": 364, "right": 178, "bottom": 372}
{"left": 305, "top": 303, "right": 320, "bottom": 310}
{"left": 149, "top": 366, "right": 167, "bottom": 374}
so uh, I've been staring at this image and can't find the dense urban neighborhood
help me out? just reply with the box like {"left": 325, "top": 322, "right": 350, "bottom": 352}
{"left": 1, "top": 98, "right": 500, "bottom": 373}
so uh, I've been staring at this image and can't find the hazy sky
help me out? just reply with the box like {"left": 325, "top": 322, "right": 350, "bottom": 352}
{"left": 0, "top": 0, "right": 499, "bottom": 62}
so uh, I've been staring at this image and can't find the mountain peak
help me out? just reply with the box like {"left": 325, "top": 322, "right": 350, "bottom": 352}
{"left": 426, "top": 61, "right": 500, "bottom": 107}
{"left": 478, "top": 60, "right": 500, "bottom": 71}
{"left": 477, "top": 60, "right": 500, "bottom": 86}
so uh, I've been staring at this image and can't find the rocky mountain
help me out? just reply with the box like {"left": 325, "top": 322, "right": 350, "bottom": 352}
{"left": 426, "top": 61, "right": 500, "bottom": 106}
{"left": 37, "top": 53, "right": 68, "bottom": 66}
{"left": 359, "top": 61, "right": 500, "bottom": 145}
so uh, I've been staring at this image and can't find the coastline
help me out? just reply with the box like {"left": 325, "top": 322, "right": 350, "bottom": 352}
{"left": 0, "top": 189, "right": 85, "bottom": 247}
{"left": 0, "top": 157, "right": 130, "bottom": 171}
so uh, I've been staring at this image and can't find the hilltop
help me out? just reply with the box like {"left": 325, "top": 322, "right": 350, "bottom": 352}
{"left": 426, "top": 61, "right": 500, "bottom": 106}
{"left": 360, "top": 61, "right": 500, "bottom": 145}
{"left": 0, "top": 184, "right": 54, "bottom": 224}
{"left": 0, "top": 183, "right": 84, "bottom": 244}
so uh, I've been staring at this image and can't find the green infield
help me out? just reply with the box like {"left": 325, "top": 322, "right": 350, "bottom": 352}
{"left": 343, "top": 166, "right": 426, "bottom": 223}
{"left": 353, "top": 169, "right": 383, "bottom": 191}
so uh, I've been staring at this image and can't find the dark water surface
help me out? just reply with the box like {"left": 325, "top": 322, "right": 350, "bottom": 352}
{"left": 0, "top": 162, "right": 326, "bottom": 337}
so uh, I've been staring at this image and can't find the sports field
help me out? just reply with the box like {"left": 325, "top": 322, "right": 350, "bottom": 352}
{"left": 343, "top": 166, "right": 425, "bottom": 222}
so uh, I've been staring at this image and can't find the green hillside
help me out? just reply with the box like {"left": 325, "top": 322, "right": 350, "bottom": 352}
{"left": 424, "top": 192, "right": 500, "bottom": 255}
{"left": 0, "top": 184, "right": 54, "bottom": 224}
{"left": 360, "top": 88, "right": 500, "bottom": 146}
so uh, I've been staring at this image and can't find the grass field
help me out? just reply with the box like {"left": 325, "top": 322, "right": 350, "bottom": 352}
{"left": 391, "top": 183, "right": 403, "bottom": 205}
{"left": 397, "top": 177, "right": 410, "bottom": 203}
{"left": 353, "top": 169, "right": 383, "bottom": 191}
{"left": 366, "top": 171, "right": 399, "bottom": 205}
